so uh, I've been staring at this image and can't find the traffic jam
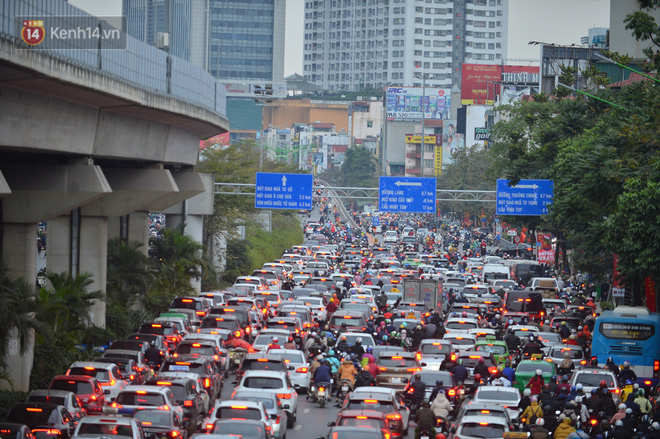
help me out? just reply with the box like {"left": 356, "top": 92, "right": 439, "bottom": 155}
{"left": 4, "top": 199, "right": 660, "bottom": 439}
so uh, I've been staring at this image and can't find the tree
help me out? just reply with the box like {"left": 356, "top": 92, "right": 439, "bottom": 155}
{"left": 624, "top": 0, "right": 660, "bottom": 72}
{"left": 35, "top": 272, "right": 104, "bottom": 349}
{"left": 106, "top": 238, "right": 153, "bottom": 308}
{"left": 341, "top": 145, "right": 377, "bottom": 187}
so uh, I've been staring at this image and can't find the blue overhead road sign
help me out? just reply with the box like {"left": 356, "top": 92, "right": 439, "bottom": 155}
{"left": 379, "top": 177, "right": 436, "bottom": 213}
{"left": 255, "top": 172, "right": 313, "bottom": 210}
{"left": 496, "top": 179, "right": 553, "bottom": 216}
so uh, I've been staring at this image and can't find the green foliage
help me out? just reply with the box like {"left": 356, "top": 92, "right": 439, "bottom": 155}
{"left": 624, "top": 0, "right": 660, "bottom": 73}
{"left": 106, "top": 239, "right": 153, "bottom": 308}
{"left": 29, "top": 344, "right": 91, "bottom": 391}
{"left": 246, "top": 212, "right": 304, "bottom": 273}
{"left": 220, "top": 239, "right": 252, "bottom": 286}
{"left": 106, "top": 307, "right": 152, "bottom": 339}
{"left": 341, "top": 145, "right": 377, "bottom": 187}
{"left": 36, "top": 272, "right": 104, "bottom": 350}
{"left": 0, "top": 390, "right": 29, "bottom": 419}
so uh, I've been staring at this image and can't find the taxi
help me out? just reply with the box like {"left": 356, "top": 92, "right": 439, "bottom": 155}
{"left": 513, "top": 359, "right": 556, "bottom": 392}
{"left": 474, "top": 338, "right": 511, "bottom": 366}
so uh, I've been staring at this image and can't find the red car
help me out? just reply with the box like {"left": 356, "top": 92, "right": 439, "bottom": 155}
{"left": 49, "top": 375, "right": 105, "bottom": 413}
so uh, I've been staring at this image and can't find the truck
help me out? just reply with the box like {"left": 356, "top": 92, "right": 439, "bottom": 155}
{"left": 400, "top": 279, "right": 445, "bottom": 312}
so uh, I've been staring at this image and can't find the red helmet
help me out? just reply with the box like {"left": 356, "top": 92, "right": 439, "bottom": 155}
{"left": 474, "top": 374, "right": 482, "bottom": 381}
{"left": 600, "top": 380, "right": 607, "bottom": 387}
{"left": 436, "top": 435, "right": 447, "bottom": 439}
{"left": 288, "top": 336, "right": 294, "bottom": 342}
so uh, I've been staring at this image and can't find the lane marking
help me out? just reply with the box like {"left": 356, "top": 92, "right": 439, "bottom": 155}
{"left": 294, "top": 425, "right": 302, "bottom": 430}
{"left": 303, "top": 408, "right": 310, "bottom": 414}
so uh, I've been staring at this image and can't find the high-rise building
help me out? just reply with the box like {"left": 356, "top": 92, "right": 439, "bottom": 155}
{"left": 208, "top": 0, "right": 286, "bottom": 88}
{"left": 123, "top": 0, "right": 209, "bottom": 69}
{"left": 303, "top": 0, "right": 509, "bottom": 92}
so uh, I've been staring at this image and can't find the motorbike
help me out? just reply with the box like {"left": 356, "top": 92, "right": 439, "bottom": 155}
{"left": 417, "top": 427, "right": 433, "bottom": 439}
{"left": 228, "top": 347, "right": 248, "bottom": 374}
{"left": 315, "top": 381, "right": 331, "bottom": 408}
{"left": 337, "top": 378, "right": 353, "bottom": 402}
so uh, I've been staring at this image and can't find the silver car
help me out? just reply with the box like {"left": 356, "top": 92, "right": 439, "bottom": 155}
{"left": 231, "top": 391, "right": 288, "bottom": 438}
{"left": 268, "top": 349, "right": 310, "bottom": 393}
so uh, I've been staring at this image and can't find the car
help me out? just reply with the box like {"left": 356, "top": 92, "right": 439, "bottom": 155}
{"left": 173, "top": 341, "right": 222, "bottom": 367}
{"left": 66, "top": 362, "right": 128, "bottom": 402}
{"left": 101, "top": 350, "right": 149, "bottom": 376}
{"left": 144, "top": 377, "right": 205, "bottom": 431}
{"left": 267, "top": 349, "right": 310, "bottom": 393}
{"left": 265, "top": 318, "right": 304, "bottom": 340}
{"left": 468, "top": 386, "right": 521, "bottom": 420}
{"left": 320, "top": 425, "right": 389, "bottom": 439}
{"left": 250, "top": 270, "right": 283, "bottom": 291}
{"left": 209, "top": 419, "right": 272, "bottom": 439}
{"left": 568, "top": 368, "right": 620, "bottom": 396}
{"left": 251, "top": 330, "right": 291, "bottom": 352}
{"left": 158, "top": 356, "right": 221, "bottom": 399}
{"left": 474, "top": 339, "right": 510, "bottom": 366}
{"left": 108, "top": 340, "right": 150, "bottom": 354}
{"left": 383, "top": 231, "right": 399, "bottom": 245}
{"left": 328, "top": 311, "right": 368, "bottom": 332}
{"left": 202, "top": 400, "right": 273, "bottom": 436}
{"left": 547, "top": 345, "right": 587, "bottom": 369}
{"left": 442, "top": 334, "right": 476, "bottom": 352}
{"left": 200, "top": 315, "right": 245, "bottom": 340}
{"left": 295, "top": 296, "right": 327, "bottom": 320}
{"left": 26, "top": 390, "right": 87, "bottom": 423}
{"left": 232, "top": 370, "right": 298, "bottom": 428}
{"left": 408, "top": 370, "right": 457, "bottom": 405}
{"left": 170, "top": 297, "right": 209, "bottom": 320}
{"left": 542, "top": 298, "right": 567, "bottom": 316}
{"left": 230, "top": 391, "right": 288, "bottom": 439}
{"left": 234, "top": 353, "right": 289, "bottom": 383}
{"left": 48, "top": 376, "right": 105, "bottom": 414}
{"left": 138, "top": 322, "right": 182, "bottom": 349}
{"left": 341, "top": 333, "right": 377, "bottom": 349}
{"left": 154, "top": 373, "right": 210, "bottom": 414}
{"left": 92, "top": 357, "right": 145, "bottom": 385}
{"left": 375, "top": 351, "right": 421, "bottom": 389}
{"left": 444, "top": 317, "right": 480, "bottom": 335}
{"left": 513, "top": 360, "right": 556, "bottom": 392}
{"left": 71, "top": 415, "right": 143, "bottom": 439}
{"left": 453, "top": 403, "right": 513, "bottom": 431}
{"left": 416, "top": 339, "right": 453, "bottom": 370}
{"left": 0, "top": 423, "right": 34, "bottom": 439}
{"left": 327, "top": 409, "right": 391, "bottom": 437}
{"left": 133, "top": 409, "right": 187, "bottom": 439}
{"left": 5, "top": 403, "right": 75, "bottom": 439}
{"left": 549, "top": 316, "right": 581, "bottom": 332}
{"left": 341, "top": 386, "right": 410, "bottom": 437}
{"left": 456, "top": 351, "right": 498, "bottom": 377}
{"left": 182, "top": 335, "right": 230, "bottom": 377}
{"left": 111, "top": 385, "right": 184, "bottom": 420}
{"left": 449, "top": 415, "right": 510, "bottom": 439}
{"left": 507, "top": 325, "right": 540, "bottom": 340}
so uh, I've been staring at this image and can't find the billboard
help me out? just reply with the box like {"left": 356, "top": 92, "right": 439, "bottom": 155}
{"left": 442, "top": 120, "right": 463, "bottom": 166}
{"left": 462, "top": 64, "right": 541, "bottom": 105}
{"left": 465, "top": 106, "right": 488, "bottom": 147}
{"left": 386, "top": 87, "right": 451, "bottom": 121}
{"left": 461, "top": 64, "right": 501, "bottom": 105}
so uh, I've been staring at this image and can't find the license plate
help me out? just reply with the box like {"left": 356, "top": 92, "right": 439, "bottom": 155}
{"left": 318, "top": 389, "right": 325, "bottom": 396}
{"left": 170, "top": 365, "right": 189, "bottom": 371}
{"left": 391, "top": 377, "right": 401, "bottom": 384}
{"left": 341, "top": 385, "right": 349, "bottom": 392}
{"left": 421, "top": 436, "right": 429, "bottom": 439}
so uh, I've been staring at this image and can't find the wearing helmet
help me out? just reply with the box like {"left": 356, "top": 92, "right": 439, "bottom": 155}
{"left": 435, "top": 434, "right": 447, "bottom": 439}
{"left": 575, "top": 396, "right": 582, "bottom": 403}
{"left": 576, "top": 384, "right": 583, "bottom": 391}
{"left": 321, "top": 331, "right": 327, "bottom": 337}
{"left": 563, "top": 352, "right": 571, "bottom": 358}
{"left": 569, "top": 334, "right": 577, "bottom": 340}
{"left": 633, "top": 383, "right": 640, "bottom": 390}
{"left": 625, "top": 379, "right": 632, "bottom": 385}
{"left": 535, "top": 418, "right": 545, "bottom": 426}
{"left": 577, "top": 332, "right": 584, "bottom": 338}
{"left": 529, "top": 335, "right": 535, "bottom": 342}
{"left": 227, "top": 332, "right": 235, "bottom": 340}
{"left": 462, "top": 311, "right": 468, "bottom": 317}
{"left": 328, "top": 350, "right": 335, "bottom": 357}
{"left": 478, "top": 358, "right": 485, "bottom": 364}
{"left": 614, "top": 420, "right": 623, "bottom": 428}
{"left": 570, "top": 386, "right": 576, "bottom": 392}
{"left": 618, "top": 404, "right": 626, "bottom": 411}
{"left": 311, "top": 331, "right": 318, "bottom": 337}
{"left": 495, "top": 314, "right": 501, "bottom": 319}
{"left": 637, "top": 388, "right": 645, "bottom": 397}
{"left": 590, "top": 358, "right": 598, "bottom": 366}
{"left": 366, "top": 346, "right": 373, "bottom": 353}
{"left": 642, "top": 415, "right": 651, "bottom": 424}
{"left": 356, "top": 337, "right": 363, "bottom": 344}
{"left": 536, "top": 369, "right": 543, "bottom": 376}
{"left": 561, "top": 321, "right": 567, "bottom": 326}
{"left": 401, "top": 322, "right": 408, "bottom": 328}
{"left": 474, "top": 373, "right": 482, "bottom": 381}
{"left": 340, "top": 335, "right": 347, "bottom": 341}
{"left": 623, "top": 361, "right": 630, "bottom": 368}
{"left": 606, "top": 357, "right": 613, "bottom": 363}
{"left": 390, "top": 331, "right": 398, "bottom": 338}
{"left": 591, "top": 389, "right": 598, "bottom": 395}
{"left": 652, "top": 422, "right": 660, "bottom": 431}
{"left": 599, "top": 380, "right": 607, "bottom": 387}
{"left": 272, "top": 337, "right": 279, "bottom": 342}
{"left": 625, "top": 408, "right": 633, "bottom": 415}
{"left": 385, "top": 319, "right": 391, "bottom": 323}
{"left": 288, "top": 336, "right": 294, "bottom": 342}
{"left": 436, "top": 380, "right": 444, "bottom": 387}
{"left": 382, "top": 335, "right": 389, "bottom": 341}
{"left": 523, "top": 388, "right": 532, "bottom": 396}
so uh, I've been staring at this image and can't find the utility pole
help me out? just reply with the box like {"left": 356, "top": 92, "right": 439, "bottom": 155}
{"left": 420, "top": 71, "right": 426, "bottom": 158}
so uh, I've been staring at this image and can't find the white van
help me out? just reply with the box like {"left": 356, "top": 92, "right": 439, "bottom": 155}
{"left": 482, "top": 264, "right": 511, "bottom": 283}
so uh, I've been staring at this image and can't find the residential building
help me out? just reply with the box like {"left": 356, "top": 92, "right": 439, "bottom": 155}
{"left": 303, "top": 0, "right": 509, "bottom": 91}
{"left": 610, "top": 1, "right": 660, "bottom": 61}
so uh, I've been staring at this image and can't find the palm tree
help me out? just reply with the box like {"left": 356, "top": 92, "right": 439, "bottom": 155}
{"left": 150, "top": 224, "right": 205, "bottom": 281}
{"left": 36, "top": 272, "right": 104, "bottom": 349}
{"left": 106, "top": 238, "right": 153, "bottom": 308}
{"left": 0, "top": 268, "right": 48, "bottom": 382}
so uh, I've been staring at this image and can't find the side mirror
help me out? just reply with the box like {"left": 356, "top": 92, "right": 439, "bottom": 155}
{"left": 402, "top": 378, "right": 409, "bottom": 384}
{"left": 283, "top": 404, "right": 291, "bottom": 410}
{"left": 450, "top": 427, "right": 456, "bottom": 434}
{"left": 103, "top": 389, "right": 111, "bottom": 395}
{"left": 231, "top": 381, "right": 238, "bottom": 386}
{"left": 327, "top": 421, "right": 336, "bottom": 427}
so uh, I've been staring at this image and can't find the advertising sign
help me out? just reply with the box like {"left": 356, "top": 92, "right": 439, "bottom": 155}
{"left": 435, "top": 142, "right": 443, "bottom": 177}
{"left": 405, "top": 135, "right": 438, "bottom": 144}
{"left": 474, "top": 127, "right": 490, "bottom": 141}
{"left": 442, "top": 120, "right": 463, "bottom": 166}
{"left": 461, "top": 64, "right": 501, "bottom": 105}
{"left": 465, "top": 106, "right": 488, "bottom": 147}
{"left": 386, "top": 87, "right": 451, "bottom": 121}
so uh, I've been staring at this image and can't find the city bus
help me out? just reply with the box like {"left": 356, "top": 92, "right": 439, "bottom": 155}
{"left": 591, "top": 306, "right": 660, "bottom": 387}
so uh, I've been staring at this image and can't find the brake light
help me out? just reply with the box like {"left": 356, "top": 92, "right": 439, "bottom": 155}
{"left": 450, "top": 353, "right": 457, "bottom": 361}
{"left": 407, "top": 367, "right": 421, "bottom": 372}
{"left": 386, "top": 413, "right": 402, "bottom": 420}
{"left": 231, "top": 405, "right": 247, "bottom": 409}
{"left": 655, "top": 360, "right": 659, "bottom": 379}
{"left": 481, "top": 410, "right": 490, "bottom": 414}
{"left": 356, "top": 416, "right": 368, "bottom": 420}
{"left": 276, "top": 393, "right": 292, "bottom": 399}
{"left": 448, "top": 389, "right": 456, "bottom": 397}
{"left": 235, "top": 331, "right": 241, "bottom": 337}
{"left": 152, "top": 324, "right": 162, "bottom": 328}
{"left": 379, "top": 367, "right": 387, "bottom": 371}
{"left": 364, "top": 399, "right": 378, "bottom": 404}
{"left": 590, "top": 419, "right": 598, "bottom": 426}
{"left": 204, "top": 378, "right": 211, "bottom": 388}
{"left": 580, "top": 360, "right": 587, "bottom": 365}
{"left": 196, "top": 311, "right": 205, "bottom": 316}
{"left": 416, "top": 352, "right": 422, "bottom": 361}
{"left": 183, "top": 400, "right": 194, "bottom": 407}
{"left": 205, "top": 424, "right": 214, "bottom": 430}
{"left": 488, "top": 367, "right": 498, "bottom": 374}
{"left": 136, "top": 390, "right": 147, "bottom": 394}
{"left": 296, "top": 367, "right": 308, "bottom": 373}
{"left": 26, "top": 408, "right": 43, "bottom": 412}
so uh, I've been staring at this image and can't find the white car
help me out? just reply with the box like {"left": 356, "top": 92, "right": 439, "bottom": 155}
{"left": 296, "top": 296, "right": 327, "bottom": 321}
{"left": 252, "top": 329, "right": 291, "bottom": 352}
{"left": 268, "top": 349, "right": 310, "bottom": 393}
{"left": 112, "top": 385, "right": 184, "bottom": 420}
{"left": 417, "top": 339, "right": 453, "bottom": 370}
{"left": 73, "top": 415, "right": 143, "bottom": 439}
{"left": 232, "top": 370, "right": 298, "bottom": 428}
{"left": 383, "top": 231, "right": 399, "bottom": 244}
{"left": 442, "top": 334, "right": 477, "bottom": 352}
{"left": 470, "top": 385, "right": 521, "bottom": 420}
{"left": 444, "top": 317, "right": 480, "bottom": 335}
{"left": 66, "top": 361, "right": 128, "bottom": 402}
{"left": 451, "top": 414, "right": 510, "bottom": 439}
{"left": 202, "top": 400, "right": 273, "bottom": 434}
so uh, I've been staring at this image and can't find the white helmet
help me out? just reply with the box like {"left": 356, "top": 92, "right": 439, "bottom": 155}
{"left": 535, "top": 369, "right": 543, "bottom": 376}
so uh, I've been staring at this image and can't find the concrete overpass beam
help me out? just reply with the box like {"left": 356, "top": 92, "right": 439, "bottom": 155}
{"left": 0, "top": 170, "right": 10, "bottom": 198}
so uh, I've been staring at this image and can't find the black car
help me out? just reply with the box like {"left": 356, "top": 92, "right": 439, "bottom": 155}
{"left": 0, "top": 423, "right": 34, "bottom": 439}
{"left": 145, "top": 377, "right": 205, "bottom": 431}
{"left": 5, "top": 403, "right": 75, "bottom": 439}
{"left": 133, "top": 409, "right": 187, "bottom": 439}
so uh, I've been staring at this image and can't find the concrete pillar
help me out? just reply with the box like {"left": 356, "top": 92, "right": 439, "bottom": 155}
{"left": 0, "top": 223, "right": 37, "bottom": 391}
{"left": 107, "top": 212, "right": 150, "bottom": 257}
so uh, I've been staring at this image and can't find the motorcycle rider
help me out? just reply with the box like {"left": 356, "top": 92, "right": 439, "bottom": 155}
{"left": 529, "top": 418, "right": 550, "bottom": 439}
{"left": 335, "top": 357, "right": 357, "bottom": 404}
{"left": 430, "top": 389, "right": 451, "bottom": 424}
{"left": 312, "top": 359, "right": 332, "bottom": 400}
{"left": 224, "top": 332, "right": 255, "bottom": 353}
{"left": 473, "top": 357, "right": 491, "bottom": 379}
{"left": 414, "top": 402, "right": 436, "bottom": 439}
{"left": 354, "top": 367, "right": 376, "bottom": 387}
{"left": 283, "top": 336, "right": 296, "bottom": 350}
{"left": 557, "top": 352, "right": 575, "bottom": 376}
{"left": 407, "top": 373, "right": 426, "bottom": 408}
{"left": 449, "top": 359, "right": 468, "bottom": 384}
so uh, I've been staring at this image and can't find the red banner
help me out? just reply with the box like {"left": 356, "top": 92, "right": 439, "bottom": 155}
{"left": 461, "top": 64, "right": 501, "bottom": 105}
{"left": 645, "top": 276, "right": 656, "bottom": 312}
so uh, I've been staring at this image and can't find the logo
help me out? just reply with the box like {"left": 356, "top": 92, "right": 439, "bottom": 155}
{"left": 21, "top": 20, "right": 45, "bottom": 45}
{"left": 388, "top": 87, "right": 404, "bottom": 94}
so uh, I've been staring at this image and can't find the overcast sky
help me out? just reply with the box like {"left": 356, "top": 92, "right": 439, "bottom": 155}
{"left": 70, "top": 0, "right": 610, "bottom": 76}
